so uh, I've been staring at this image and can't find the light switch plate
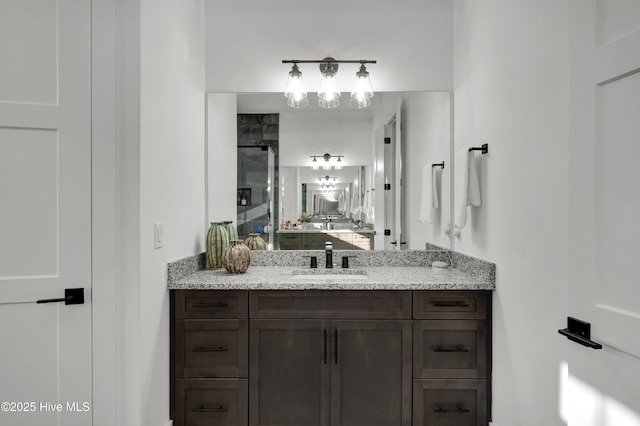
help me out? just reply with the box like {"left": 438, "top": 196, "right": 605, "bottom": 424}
{"left": 154, "top": 222, "right": 163, "bottom": 249}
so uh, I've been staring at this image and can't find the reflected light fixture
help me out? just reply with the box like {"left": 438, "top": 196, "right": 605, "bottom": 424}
{"left": 310, "top": 153, "right": 344, "bottom": 170}
{"left": 282, "top": 58, "right": 376, "bottom": 109}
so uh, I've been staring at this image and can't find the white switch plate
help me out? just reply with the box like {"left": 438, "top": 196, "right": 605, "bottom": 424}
{"left": 154, "top": 222, "right": 163, "bottom": 249}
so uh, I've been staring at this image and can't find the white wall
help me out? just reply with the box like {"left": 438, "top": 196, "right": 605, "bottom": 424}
{"left": 403, "top": 91, "right": 451, "bottom": 250}
{"left": 207, "top": 93, "right": 238, "bottom": 224}
{"left": 279, "top": 121, "right": 372, "bottom": 167}
{"left": 453, "top": 1, "right": 570, "bottom": 424}
{"left": 204, "top": 0, "right": 453, "bottom": 92}
{"left": 139, "top": 1, "right": 206, "bottom": 425}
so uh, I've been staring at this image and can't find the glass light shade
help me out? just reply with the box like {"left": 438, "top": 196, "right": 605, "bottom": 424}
{"left": 318, "top": 75, "right": 341, "bottom": 108}
{"left": 349, "top": 65, "right": 374, "bottom": 108}
{"left": 284, "top": 64, "right": 309, "bottom": 108}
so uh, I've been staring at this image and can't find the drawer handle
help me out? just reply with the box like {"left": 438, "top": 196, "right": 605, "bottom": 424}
{"left": 432, "top": 301, "right": 470, "bottom": 307}
{"left": 192, "top": 302, "right": 229, "bottom": 308}
{"left": 434, "top": 405, "right": 470, "bottom": 414}
{"left": 193, "top": 347, "right": 229, "bottom": 353}
{"left": 192, "top": 405, "right": 228, "bottom": 413}
{"left": 433, "top": 345, "right": 469, "bottom": 353}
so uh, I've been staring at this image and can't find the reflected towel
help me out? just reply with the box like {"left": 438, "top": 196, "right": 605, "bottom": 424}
{"left": 454, "top": 148, "right": 482, "bottom": 229}
{"left": 419, "top": 164, "right": 439, "bottom": 224}
{"left": 363, "top": 189, "right": 372, "bottom": 220}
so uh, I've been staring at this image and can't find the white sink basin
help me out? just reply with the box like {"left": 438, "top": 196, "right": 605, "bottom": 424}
{"left": 290, "top": 269, "right": 368, "bottom": 281}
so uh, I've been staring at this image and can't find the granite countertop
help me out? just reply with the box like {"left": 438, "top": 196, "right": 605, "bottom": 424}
{"left": 169, "top": 266, "right": 492, "bottom": 290}
{"left": 167, "top": 250, "right": 495, "bottom": 291}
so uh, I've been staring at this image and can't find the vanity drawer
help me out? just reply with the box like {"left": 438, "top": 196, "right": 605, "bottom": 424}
{"left": 174, "top": 379, "right": 248, "bottom": 426}
{"left": 413, "top": 291, "right": 487, "bottom": 319}
{"left": 249, "top": 290, "right": 411, "bottom": 319}
{"left": 413, "top": 320, "right": 487, "bottom": 379}
{"left": 279, "top": 234, "right": 302, "bottom": 250}
{"left": 413, "top": 379, "right": 487, "bottom": 426}
{"left": 174, "top": 290, "right": 248, "bottom": 319}
{"left": 175, "top": 320, "right": 248, "bottom": 378}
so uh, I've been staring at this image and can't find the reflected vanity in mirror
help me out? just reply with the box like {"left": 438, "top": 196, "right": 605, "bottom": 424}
{"left": 206, "top": 91, "right": 453, "bottom": 251}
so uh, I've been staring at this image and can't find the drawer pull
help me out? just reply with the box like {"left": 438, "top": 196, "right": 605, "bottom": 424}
{"left": 434, "top": 405, "right": 470, "bottom": 414}
{"left": 431, "top": 301, "right": 470, "bottom": 307}
{"left": 192, "top": 302, "right": 229, "bottom": 308}
{"left": 193, "top": 347, "right": 229, "bottom": 353}
{"left": 192, "top": 405, "right": 228, "bottom": 413}
{"left": 433, "top": 345, "right": 469, "bottom": 353}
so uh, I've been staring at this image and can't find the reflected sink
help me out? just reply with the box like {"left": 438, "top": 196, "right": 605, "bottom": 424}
{"left": 291, "top": 269, "right": 368, "bottom": 281}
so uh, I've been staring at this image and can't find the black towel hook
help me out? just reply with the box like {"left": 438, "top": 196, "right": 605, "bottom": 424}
{"left": 469, "top": 143, "right": 489, "bottom": 154}
{"left": 432, "top": 162, "right": 445, "bottom": 169}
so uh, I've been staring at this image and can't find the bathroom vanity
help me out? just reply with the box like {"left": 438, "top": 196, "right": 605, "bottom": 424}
{"left": 277, "top": 229, "right": 375, "bottom": 250}
{"left": 168, "top": 251, "right": 495, "bottom": 426}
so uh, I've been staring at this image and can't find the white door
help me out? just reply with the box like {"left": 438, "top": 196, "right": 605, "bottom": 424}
{"left": 0, "top": 1, "right": 92, "bottom": 425}
{"left": 564, "top": 1, "right": 640, "bottom": 424}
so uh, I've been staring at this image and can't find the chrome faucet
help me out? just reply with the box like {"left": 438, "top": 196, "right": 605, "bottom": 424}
{"left": 325, "top": 242, "right": 333, "bottom": 268}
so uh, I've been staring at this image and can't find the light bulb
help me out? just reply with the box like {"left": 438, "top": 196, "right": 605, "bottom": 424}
{"left": 284, "top": 63, "right": 309, "bottom": 108}
{"left": 349, "top": 64, "right": 373, "bottom": 108}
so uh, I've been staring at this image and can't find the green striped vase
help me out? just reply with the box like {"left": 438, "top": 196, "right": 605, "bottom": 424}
{"left": 222, "top": 220, "right": 238, "bottom": 241}
{"left": 206, "top": 222, "right": 230, "bottom": 269}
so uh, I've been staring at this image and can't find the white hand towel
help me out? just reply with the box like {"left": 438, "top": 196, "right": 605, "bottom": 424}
{"left": 419, "top": 164, "right": 439, "bottom": 224}
{"left": 363, "top": 189, "right": 372, "bottom": 220}
{"left": 454, "top": 148, "right": 482, "bottom": 229}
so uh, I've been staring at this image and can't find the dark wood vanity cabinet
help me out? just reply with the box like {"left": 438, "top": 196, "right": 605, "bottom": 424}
{"left": 249, "top": 291, "right": 412, "bottom": 426}
{"left": 412, "top": 290, "right": 490, "bottom": 426}
{"left": 277, "top": 232, "right": 374, "bottom": 250}
{"left": 171, "top": 289, "right": 491, "bottom": 426}
{"left": 171, "top": 291, "right": 249, "bottom": 426}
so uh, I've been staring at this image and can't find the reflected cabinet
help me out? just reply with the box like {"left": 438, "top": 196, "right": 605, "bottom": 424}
{"left": 171, "top": 290, "right": 491, "bottom": 426}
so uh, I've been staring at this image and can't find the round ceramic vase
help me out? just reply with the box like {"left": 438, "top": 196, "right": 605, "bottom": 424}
{"left": 206, "top": 222, "right": 230, "bottom": 269}
{"left": 244, "top": 233, "right": 267, "bottom": 250}
{"left": 222, "top": 240, "right": 252, "bottom": 273}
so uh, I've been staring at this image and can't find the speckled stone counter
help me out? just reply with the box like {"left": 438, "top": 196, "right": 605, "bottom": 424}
{"left": 167, "top": 250, "right": 495, "bottom": 291}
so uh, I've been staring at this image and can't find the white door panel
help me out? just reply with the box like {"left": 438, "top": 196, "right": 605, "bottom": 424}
{"left": 0, "top": 0, "right": 92, "bottom": 424}
{"left": 567, "top": 0, "right": 640, "bottom": 424}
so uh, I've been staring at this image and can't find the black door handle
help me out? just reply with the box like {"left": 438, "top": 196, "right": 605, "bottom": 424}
{"left": 558, "top": 317, "right": 602, "bottom": 349}
{"left": 37, "top": 288, "right": 84, "bottom": 305}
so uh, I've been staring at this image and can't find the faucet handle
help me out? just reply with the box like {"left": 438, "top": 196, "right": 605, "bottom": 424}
{"left": 302, "top": 255, "right": 318, "bottom": 268}
{"left": 341, "top": 255, "right": 357, "bottom": 269}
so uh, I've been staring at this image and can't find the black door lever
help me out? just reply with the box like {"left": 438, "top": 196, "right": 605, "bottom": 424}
{"left": 37, "top": 288, "right": 85, "bottom": 305}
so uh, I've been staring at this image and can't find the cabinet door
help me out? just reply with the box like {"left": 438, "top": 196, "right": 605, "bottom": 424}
{"left": 250, "top": 319, "right": 330, "bottom": 426}
{"left": 331, "top": 320, "right": 412, "bottom": 426}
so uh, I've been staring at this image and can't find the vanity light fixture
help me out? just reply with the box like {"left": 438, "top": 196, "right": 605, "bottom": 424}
{"left": 317, "top": 175, "right": 338, "bottom": 182}
{"left": 283, "top": 58, "right": 376, "bottom": 109}
{"left": 284, "top": 63, "right": 309, "bottom": 108}
{"left": 310, "top": 153, "right": 344, "bottom": 170}
{"left": 350, "top": 63, "right": 374, "bottom": 108}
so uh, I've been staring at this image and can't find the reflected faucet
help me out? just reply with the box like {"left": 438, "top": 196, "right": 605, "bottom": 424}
{"left": 325, "top": 242, "right": 333, "bottom": 268}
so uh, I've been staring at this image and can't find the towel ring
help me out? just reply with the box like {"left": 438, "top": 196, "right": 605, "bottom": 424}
{"left": 432, "top": 162, "right": 445, "bottom": 169}
{"left": 469, "top": 143, "right": 489, "bottom": 154}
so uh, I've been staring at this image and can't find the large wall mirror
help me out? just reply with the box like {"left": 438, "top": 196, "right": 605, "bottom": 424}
{"left": 206, "top": 91, "right": 453, "bottom": 251}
